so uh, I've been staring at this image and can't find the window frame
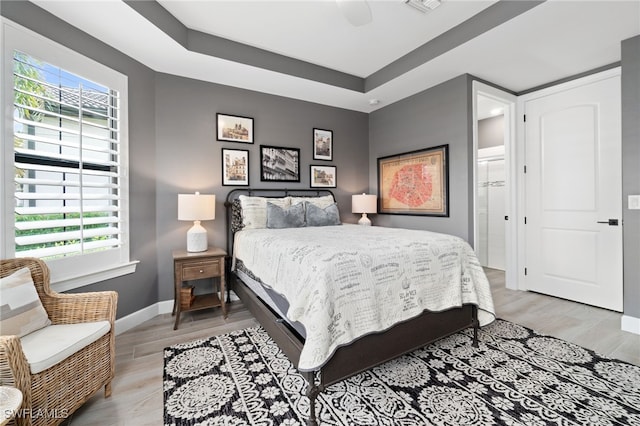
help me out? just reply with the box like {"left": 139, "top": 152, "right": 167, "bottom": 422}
{"left": 1, "top": 19, "right": 137, "bottom": 291}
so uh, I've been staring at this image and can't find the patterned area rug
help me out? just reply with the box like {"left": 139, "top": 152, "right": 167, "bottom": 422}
{"left": 163, "top": 320, "right": 640, "bottom": 425}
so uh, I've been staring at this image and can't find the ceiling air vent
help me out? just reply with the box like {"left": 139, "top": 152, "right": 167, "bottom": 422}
{"left": 405, "top": 0, "right": 442, "bottom": 13}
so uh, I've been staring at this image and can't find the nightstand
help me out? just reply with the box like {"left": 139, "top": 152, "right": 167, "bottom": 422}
{"left": 172, "top": 247, "right": 227, "bottom": 330}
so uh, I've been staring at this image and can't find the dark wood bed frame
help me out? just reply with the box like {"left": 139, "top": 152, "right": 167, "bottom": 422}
{"left": 225, "top": 188, "right": 479, "bottom": 426}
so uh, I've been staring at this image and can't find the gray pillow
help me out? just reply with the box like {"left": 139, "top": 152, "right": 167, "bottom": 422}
{"left": 266, "top": 201, "right": 305, "bottom": 229}
{"left": 305, "top": 202, "right": 341, "bottom": 226}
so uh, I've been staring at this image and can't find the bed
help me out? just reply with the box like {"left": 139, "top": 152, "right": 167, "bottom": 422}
{"left": 224, "top": 188, "right": 495, "bottom": 425}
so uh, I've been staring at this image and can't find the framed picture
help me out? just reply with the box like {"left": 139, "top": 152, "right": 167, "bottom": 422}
{"left": 260, "top": 145, "right": 300, "bottom": 182}
{"left": 222, "top": 148, "right": 249, "bottom": 186}
{"left": 313, "top": 128, "right": 333, "bottom": 161}
{"left": 377, "top": 144, "right": 449, "bottom": 216}
{"left": 217, "top": 113, "right": 254, "bottom": 143}
{"left": 310, "top": 165, "right": 336, "bottom": 188}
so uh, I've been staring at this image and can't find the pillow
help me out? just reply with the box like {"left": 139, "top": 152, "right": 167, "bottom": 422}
{"left": 305, "top": 202, "right": 341, "bottom": 227}
{"left": 239, "top": 195, "right": 290, "bottom": 229}
{"left": 230, "top": 199, "right": 244, "bottom": 234}
{"left": 266, "top": 202, "right": 306, "bottom": 229}
{"left": 0, "top": 267, "right": 51, "bottom": 337}
{"left": 290, "top": 194, "right": 334, "bottom": 209}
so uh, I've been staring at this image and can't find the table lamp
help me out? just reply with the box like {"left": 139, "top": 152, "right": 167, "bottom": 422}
{"left": 178, "top": 192, "right": 216, "bottom": 252}
{"left": 352, "top": 193, "right": 377, "bottom": 226}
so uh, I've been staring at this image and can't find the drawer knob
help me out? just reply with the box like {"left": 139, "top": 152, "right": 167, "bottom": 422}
{"left": 199, "top": 269, "right": 204, "bottom": 273}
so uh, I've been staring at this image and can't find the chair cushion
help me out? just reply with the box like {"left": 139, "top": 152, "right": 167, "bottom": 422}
{"left": 20, "top": 321, "right": 111, "bottom": 374}
{"left": 0, "top": 267, "right": 51, "bottom": 337}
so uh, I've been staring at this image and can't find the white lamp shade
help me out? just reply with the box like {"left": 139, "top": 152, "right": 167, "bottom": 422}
{"left": 178, "top": 193, "right": 215, "bottom": 252}
{"left": 178, "top": 193, "right": 216, "bottom": 221}
{"left": 352, "top": 193, "right": 377, "bottom": 214}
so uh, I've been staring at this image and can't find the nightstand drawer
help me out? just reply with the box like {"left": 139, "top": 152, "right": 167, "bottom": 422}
{"left": 182, "top": 260, "right": 221, "bottom": 280}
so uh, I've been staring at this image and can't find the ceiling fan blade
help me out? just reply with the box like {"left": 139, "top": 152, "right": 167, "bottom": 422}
{"left": 336, "top": 0, "right": 372, "bottom": 27}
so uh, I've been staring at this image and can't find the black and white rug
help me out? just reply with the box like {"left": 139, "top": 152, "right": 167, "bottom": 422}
{"left": 163, "top": 320, "right": 640, "bottom": 425}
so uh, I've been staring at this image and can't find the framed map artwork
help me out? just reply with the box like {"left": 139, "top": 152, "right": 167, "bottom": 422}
{"left": 377, "top": 145, "right": 449, "bottom": 216}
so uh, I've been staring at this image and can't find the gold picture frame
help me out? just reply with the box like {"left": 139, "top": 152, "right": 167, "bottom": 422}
{"left": 377, "top": 145, "right": 449, "bottom": 216}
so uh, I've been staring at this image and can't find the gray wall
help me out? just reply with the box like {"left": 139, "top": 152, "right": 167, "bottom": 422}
{"left": 368, "top": 75, "right": 474, "bottom": 244}
{"left": 622, "top": 35, "right": 640, "bottom": 318}
{"left": 478, "top": 115, "right": 505, "bottom": 149}
{"left": 1, "top": 1, "right": 160, "bottom": 318}
{"left": 1, "top": 1, "right": 368, "bottom": 316}
{"left": 4, "top": 1, "right": 638, "bottom": 321}
{"left": 153, "top": 73, "right": 369, "bottom": 302}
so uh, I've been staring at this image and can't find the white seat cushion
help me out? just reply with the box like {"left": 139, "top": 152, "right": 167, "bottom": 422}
{"left": 20, "top": 321, "right": 111, "bottom": 374}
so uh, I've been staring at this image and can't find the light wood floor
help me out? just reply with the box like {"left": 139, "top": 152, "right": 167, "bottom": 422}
{"left": 62, "top": 269, "right": 640, "bottom": 425}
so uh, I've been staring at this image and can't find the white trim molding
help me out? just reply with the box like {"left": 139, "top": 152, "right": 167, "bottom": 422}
{"left": 621, "top": 315, "right": 640, "bottom": 335}
{"left": 114, "top": 300, "right": 173, "bottom": 336}
{"left": 114, "top": 291, "right": 240, "bottom": 336}
{"left": 53, "top": 261, "right": 139, "bottom": 293}
{"left": 472, "top": 81, "right": 518, "bottom": 290}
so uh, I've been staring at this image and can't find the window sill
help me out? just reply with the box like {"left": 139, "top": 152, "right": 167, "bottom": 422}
{"left": 51, "top": 260, "right": 139, "bottom": 293}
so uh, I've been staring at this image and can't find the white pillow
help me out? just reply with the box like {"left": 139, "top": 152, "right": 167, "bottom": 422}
{"left": 239, "top": 195, "right": 290, "bottom": 229}
{"left": 289, "top": 195, "right": 335, "bottom": 209}
{"left": 0, "top": 267, "right": 51, "bottom": 337}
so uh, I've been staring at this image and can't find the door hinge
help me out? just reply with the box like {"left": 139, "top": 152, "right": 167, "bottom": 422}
{"left": 524, "top": 268, "right": 528, "bottom": 276}
{"left": 524, "top": 217, "right": 527, "bottom": 224}
{"left": 524, "top": 165, "right": 527, "bottom": 173}
{"left": 523, "top": 114, "right": 527, "bottom": 122}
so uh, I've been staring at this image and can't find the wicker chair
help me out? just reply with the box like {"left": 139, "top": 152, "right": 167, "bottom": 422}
{"left": 0, "top": 258, "right": 118, "bottom": 426}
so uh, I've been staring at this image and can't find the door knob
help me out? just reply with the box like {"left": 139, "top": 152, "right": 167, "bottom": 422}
{"left": 596, "top": 219, "right": 619, "bottom": 226}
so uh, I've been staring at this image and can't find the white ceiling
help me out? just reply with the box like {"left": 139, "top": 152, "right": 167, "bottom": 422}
{"left": 30, "top": 0, "right": 640, "bottom": 113}
{"left": 157, "top": 0, "right": 497, "bottom": 77}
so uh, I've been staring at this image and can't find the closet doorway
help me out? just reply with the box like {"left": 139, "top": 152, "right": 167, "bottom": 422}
{"left": 477, "top": 142, "right": 505, "bottom": 270}
{"left": 473, "top": 82, "right": 517, "bottom": 289}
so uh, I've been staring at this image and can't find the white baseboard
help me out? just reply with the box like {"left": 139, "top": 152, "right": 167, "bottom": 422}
{"left": 621, "top": 315, "right": 640, "bottom": 335}
{"left": 114, "top": 291, "right": 239, "bottom": 336}
{"left": 114, "top": 300, "right": 173, "bottom": 335}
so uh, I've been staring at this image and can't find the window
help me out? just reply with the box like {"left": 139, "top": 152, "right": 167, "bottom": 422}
{"left": 2, "top": 21, "right": 136, "bottom": 290}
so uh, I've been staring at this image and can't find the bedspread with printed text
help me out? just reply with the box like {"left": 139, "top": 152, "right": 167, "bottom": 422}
{"left": 233, "top": 224, "right": 495, "bottom": 371}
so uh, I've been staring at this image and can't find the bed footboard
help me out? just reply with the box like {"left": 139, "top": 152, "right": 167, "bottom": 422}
{"left": 319, "top": 304, "right": 476, "bottom": 386}
{"left": 231, "top": 272, "right": 479, "bottom": 425}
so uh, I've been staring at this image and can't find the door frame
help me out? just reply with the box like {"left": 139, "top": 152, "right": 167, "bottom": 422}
{"left": 516, "top": 67, "right": 622, "bottom": 293}
{"left": 472, "top": 81, "right": 518, "bottom": 289}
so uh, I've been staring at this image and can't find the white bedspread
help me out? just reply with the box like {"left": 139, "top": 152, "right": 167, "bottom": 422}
{"left": 233, "top": 224, "right": 495, "bottom": 372}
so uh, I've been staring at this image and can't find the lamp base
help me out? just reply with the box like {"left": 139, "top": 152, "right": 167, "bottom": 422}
{"left": 358, "top": 213, "right": 372, "bottom": 226}
{"left": 186, "top": 221, "right": 208, "bottom": 252}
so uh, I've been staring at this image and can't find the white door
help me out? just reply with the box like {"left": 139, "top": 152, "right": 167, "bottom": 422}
{"left": 523, "top": 71, "right": 622, "bottom": 311}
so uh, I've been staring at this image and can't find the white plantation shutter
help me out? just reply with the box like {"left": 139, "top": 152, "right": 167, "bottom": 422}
{"left": 13, "top": 53, "right": 122, "bottom": 258}
{"left": 3, "top": 21, "right": 135, "bottom": 289}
